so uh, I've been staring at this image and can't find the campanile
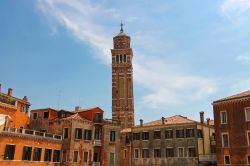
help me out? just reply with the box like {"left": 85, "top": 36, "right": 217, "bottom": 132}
{"left": 111, "top": 24, "right": 134, "bottom": 129}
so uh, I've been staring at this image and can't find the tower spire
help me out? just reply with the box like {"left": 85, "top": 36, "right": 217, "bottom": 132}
{"left": 120, "top": 21, "right": 124, "bottom": 33}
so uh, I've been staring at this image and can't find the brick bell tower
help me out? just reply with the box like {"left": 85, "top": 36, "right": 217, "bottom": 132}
{"left": 111, "top": 23, "right": 134, "bottom": 129}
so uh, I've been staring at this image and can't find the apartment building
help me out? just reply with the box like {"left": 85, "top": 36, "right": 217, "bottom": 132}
{"left": 213, "top": 90, "right": 250, "bottom": 165}
{"left": 120, "top": 113, "right": 216, "bottom": 166}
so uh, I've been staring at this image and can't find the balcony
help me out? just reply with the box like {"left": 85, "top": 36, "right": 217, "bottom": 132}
{"left": 93, "top": 162, "right": 100, "bottom": 166}
{"left": 199, "top": 155, "right": 216, "bottom": 162}
{"left": 1, "top": 126, "right": 62, "bottom": 141}
{"left": 93, "top": 139, "right": 102, "bottom": 146}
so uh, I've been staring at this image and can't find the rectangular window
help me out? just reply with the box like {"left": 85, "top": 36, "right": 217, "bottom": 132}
{"left": 178, "top": 147, "right": 184, "bottom": 157}
{"left": 165, "top": 129, "right": 173, "bottom": 139}
{"left": 188, "top": 147, "right": 196, "bottom": 157}
{"left": 73, "top": 151, "right": 78, "bottom": 162}
{"left": 84, "top": 151, "right": 88, "bottom": 162}
{"left": 124, "top": 149, "right": 127, "bottom": 159}
{"left": 4, "top": 144, "right": 15, "bottom": 160}
{"left": 75, "top": 128, "right": 82, "bottom": 140}
{"left": 53, "top": 150, "right": 60, "bottom": 162}
{"left": 142, "top": 132, "right": 149, "bottom": 140}
{"left": 33, "top": 147, "right": 42, "bottom": 161}
{"left": 186, "top": 128, "right": 194, "bottom": 138}
{"left": 220, "top": 111, "right": 227, "bottom": 124}
{"left": 44, "top": 111, "right": 49, "bottom": 119}
{"left": 94, "top": 128, "right": 100, "bottom": 140}
{"left": 247, "top": 155, "right": 250, "bottom": 165}
{"left": 44, "top": 149, "right": 52, "bottom": 162}
{"left": 166, "top": 148, "right": 174, "bottom": 157}
{"left": 176, "top": 129, "right": 184, "bottom": 138}
{"left": 247, "top": 131, "right": 250, "bottom": 146}
{"left": 134, "top": 149, "right": 139, "bottom": 158}
{"left": 198, "top": 129, "right": 203, "bottom": 138}
{"left": 22, "top": 146, "right": 32, "bottom": 161}
{"left": 246, "top": 108, "right": 250, "bottom": 121}
{"left": 62, "top": 150, "right": 66, "bottom": 162}
{"left": 142, "top": 149, "right": 149, "bottom": 158}
{"left": 154, "top": 149, "right": 161, "bottom": 158}
{"left": 84, "top": 129, "right": 92, "bottom": 140}
{"left": 33, "top": 112, "right": 38, "bottom": 120}
{"left": 154, "top": 131, "right": 161, "bottom": 139}
{"left": 94, "top": 113, "right": 102, "bottom": 123}
{"left": 224, "top": 155, "right": 231, "bottom": 165}
{"left": 133, "top": 133, "right": 140, "bottom": 140}
{"left": 110, "top": 131, "right": 116, "bottom": 142}
{"left": 63, "top": 128, "right": 68, "bottom": 139}
{"left": 109, "top": 153, "right": 115, "bottom": 165}
{"left": 222, "top": 133, "right": 229, "bottom": 147}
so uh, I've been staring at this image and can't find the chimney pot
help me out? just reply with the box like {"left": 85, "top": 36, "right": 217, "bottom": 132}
{"left": 206, "top": 118, "right": 210, "bottom": 125}
{"left": 200, "top": 111, "right": 204, "bottom": 123}
{"left": 8, "top": 88, "right": 13, "bottom": 96}
{"left": 75, "top": 106, "right": 81, "bottom": 112}
{"left": 161, "top": 117, "right": 165, "bottom": 125}
{"left": 23, "top": 96, "right": 28, "bottom": 101}
{"left": 140, "top": 119, "right": 143, "bottom": 127}
{"left": 0, "top": 84, "right": 2, "bottom": 93}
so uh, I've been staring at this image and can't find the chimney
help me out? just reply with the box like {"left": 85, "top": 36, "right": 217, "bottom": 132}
{"left": 200, "top": 111, "right": 204, "bottom": 123}
{"left": 75, "top": 106, "right": 80, "bottom": 112}
{"left": 206, "top": 118, "right": 210, "bottom": 125}
{"left": 140, "top": 119, "right": 143, "bottom": 127}
{"left": 23, "top": 96, "right": 28, "bottom": 101}
{"left": 8, "top": 88, "right": 13, "bottom": 96}
{"left": 161, "top": 117, "right": 165, "bottom": 125}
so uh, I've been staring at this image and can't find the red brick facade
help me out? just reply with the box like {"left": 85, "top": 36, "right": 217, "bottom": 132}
{"left": 111, "top": 26, "right": 134, "bottom": 130}
{"left": 213, "top": 90, "right": 250, "bottom": 165}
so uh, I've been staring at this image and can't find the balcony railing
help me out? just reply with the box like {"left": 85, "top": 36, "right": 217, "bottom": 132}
{"left": 199, "top": 154, "right": 216, "bottom": 162}
{"left": 2, "top": 126, "right": 62, "bottom": 140}
{"left": 93, "top": 139, "right": 102, "bottom": 146}
{"left": 93, "top": 162, "right": 100, "bottom": 166}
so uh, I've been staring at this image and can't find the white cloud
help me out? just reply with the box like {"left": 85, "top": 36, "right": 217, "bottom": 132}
{"left": 37, "top": 0, "right": 218, "bottom": 109}
{"left": 221, "top": 0, "right": 250, "bottom": 14}
{"left": 237, "top": 52, "right": 250, "bottom": 64}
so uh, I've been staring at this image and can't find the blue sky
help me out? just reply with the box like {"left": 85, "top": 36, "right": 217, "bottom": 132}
{"left": 1, "top": 0, "right": 250, "bottom": 123}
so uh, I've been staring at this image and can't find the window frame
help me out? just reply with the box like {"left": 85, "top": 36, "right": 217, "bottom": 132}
{"left": 63, "top": 128, "right": 69, "bottom": 139}
{"left": 84, "top": 151, "right": 88, "bottom": 163}
{"left": 109, "top": 152, "right": 115, "bottom": 165}
{"left": 75, "top": 128, "right": 83, "bottom": 140}
{"left": 44, "top": 148, "right": 52, "bottom": 162}
{"left": 188, "top": 146, "right": 196, "bottom": 157}
{"left": 33, "top": 112, "right": 38, "bottom": 120}
{"left": 43, "top": 111, "right": 49, "bottom": 119}
{"left": 73, "top": 150, "right": 78, "bottom": 163}
{"left": 222, "top": 132, "right": 229, "bottom": 148}
{"left": 110, "top": 130, "right": 116, "bottom": 142}
{"left": 4, "top": 144, "right": 16, "bottom": 160}
{"left": 220, "top": 111, "right": 227, "bottom": 124}
{"left": 22, "top": 146, "right": 32, "bottom": 161}
{"left": 186, "top": 128, "right": 195, "bottom": 138}
{"left": 134, "top": 148, "right": 139, "bottom": 159}
{"left": 166, "top": 147, "right": 174, "bottom": 158}
{"left": 224, "top": 155, "right": 231, "bottom": 165}
{"left": 165, "top": 129, "right": 173, "bottom": 139}
{"left": 153, "top": 130, "right": 161, "bottom": 139}
{"left": 176, "top": 129, "right": 185, "bottom": 138}
{"left": 245, "top": 107, "right": 250, "bottom": 122}
{"left": 247, "top": 131, "right": 250, "bottom": 146}
{"left": 142, "top": 131, "right": 149, "bottom": 140}
{"left": 53, "top": 149, "right": 61, "bottom": 162}
{"left": 178, "top": 147, "right": 184, "bottom": 157}
{"left": 154, "top": 148, "right": 161, "bottom": 158}
{"left": 142, "top": 148, "right": 149, "bottom": 158}
{"left": 33, "top": 147, "right": 42, "bottom": 161}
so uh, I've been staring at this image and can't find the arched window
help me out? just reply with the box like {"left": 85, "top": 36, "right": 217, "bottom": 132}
{"left": 120, "top": 54, "right": 123, "bottom": 63}
{"left": 116, "top": 55, "right": 119, "bottom": 63}
{"left": 123, "top": 54, "right": 127, "bottom": 63}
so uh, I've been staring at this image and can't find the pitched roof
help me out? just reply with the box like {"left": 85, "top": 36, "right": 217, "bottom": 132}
{"left": 31, "top": 108, "right": 58, "bottom": 112}
{"left": 63, "top": 113, "right": 90, "bottom": 122}
{"left": 213, "top": 90, "right": 250, "bottom": 104}
{"left": 76, "top": 107, "right": 103, "bottom": 112}
{"left": 135, "top": 115, "right": 196, "bottom": 128}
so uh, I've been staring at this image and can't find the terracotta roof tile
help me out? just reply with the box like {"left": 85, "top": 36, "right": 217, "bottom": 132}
{"left": 213, "top": 90, "right": 250, "bottom": 103}
{"left": 63, "top": 113, "right": 90, "bottom": 122}
{"left": 121, "top": 128, "right": 131, "bottom": 133}
{"left": 135, "top": 115, "right": 196, "bottom": 128}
